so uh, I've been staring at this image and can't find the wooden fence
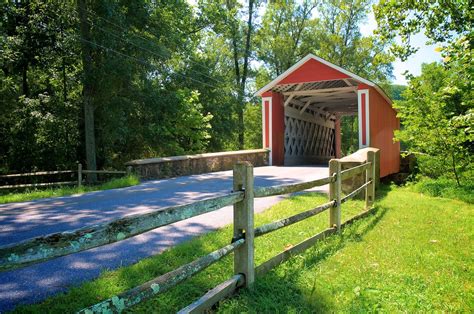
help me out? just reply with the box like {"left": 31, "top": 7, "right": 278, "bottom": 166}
{"left": 0, "top": 151, "right": 376, "bottom": 313}
{"left": 0, "top": 164, "right": 132, "bottom": 190}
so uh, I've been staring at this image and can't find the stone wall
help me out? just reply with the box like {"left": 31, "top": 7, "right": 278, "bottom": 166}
{"left": 338, "top": 148, "right": 381, "bottom": 197}
{"left": 126, "top": 149, "right": 270, "bottom": 180}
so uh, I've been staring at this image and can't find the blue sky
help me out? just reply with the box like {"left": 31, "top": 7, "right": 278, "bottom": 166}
{"left": 360, "top": 10, "right": 442, "bottom": 85}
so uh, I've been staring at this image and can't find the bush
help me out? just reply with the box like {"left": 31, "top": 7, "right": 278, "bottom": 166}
{"left": 408, "top": 177, "right": 474, "bottom": 204}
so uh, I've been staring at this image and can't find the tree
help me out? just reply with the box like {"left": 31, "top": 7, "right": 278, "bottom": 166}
{"left": 1, "top": 0, "right": 82, "bottom": 172}
{"left": 316, "top": 0, "right": 394, "bottom": 83}
{"left": 375, "top": 0, "right": 473, "bottom": 185}
{"left": 255, "top": 0, "right": 318, "bottom": 77}
{"left": 1, "top": 0, "right": 216, "bottom": 173}
{"left": 200, "top": 0, "right": 260, "bottom": 150}
{"left": 394, "top": 63, "right": 472, "bottom": 186}
{"left": 76, "top": 0, "right": 97, "bottom": 181}
{"left": 374, "top": 0, "right": 472, "bottom": 60}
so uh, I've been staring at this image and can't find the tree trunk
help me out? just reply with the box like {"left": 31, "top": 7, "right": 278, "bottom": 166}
{"left": 451, "top": 151, "right": 461, "bottom": 187}
{"left": 60, "top": 24, "right": 67, "bottom": 102}
{"left": 22, "top": 63, "right": 29, "bottom": 97}
{"left": 77, "top": 0, "right": 97, "bottom": 183}
{"left": 237, "top": 0, "right": 255, "bottom": 150}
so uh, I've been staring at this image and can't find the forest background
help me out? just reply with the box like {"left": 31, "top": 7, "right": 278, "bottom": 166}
{"left": 1, "top": 0, "right": 471, "bottom": 186}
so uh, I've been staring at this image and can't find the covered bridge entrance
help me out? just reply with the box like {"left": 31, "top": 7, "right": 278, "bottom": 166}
{"left": 256, "top": 54, "right": 400, "bottom": 177}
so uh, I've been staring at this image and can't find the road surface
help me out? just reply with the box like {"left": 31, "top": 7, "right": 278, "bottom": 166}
{"left": 0, "top": 165, "right": 329, "bottom": 311}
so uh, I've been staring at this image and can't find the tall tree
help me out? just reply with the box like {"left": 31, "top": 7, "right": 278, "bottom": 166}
{"left": 200, "top": 0, "right": 259, "bottom": 149}
{"left": 255, "top": 0, "right": 318, "bottom": 77}
{"left": 228, "top": 0, "right": 257, "bottom": 149}
{"left": 76, "top": 0, "right": 97, "bottom": 181}
{"left": 1, "top": 0, "right": 215, "bottom": 173}
{"left": 316, "top": 0, "right": 393, "bottom": 82}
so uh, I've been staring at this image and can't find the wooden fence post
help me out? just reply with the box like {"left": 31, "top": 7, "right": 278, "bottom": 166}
{"left": 233, "top": 162, "right": 255, "bottom": 288}
{"left": 77, "top": 163, "right": 82, "bottom": 187}
{"left": 366, "top": 151, "right": 376, "bottom": 209}
{"left": 329, "top": 159, "right": 341, "bottom": 230}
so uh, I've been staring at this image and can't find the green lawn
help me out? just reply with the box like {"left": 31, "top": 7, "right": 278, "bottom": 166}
{"left": 407, "top": 176, "right": 474, "bottom": 204}
{"left": 12, "top": 185, "right": 474, "bottom": 313}
{"left": 0, "top": 175, "right": 140, "bottom": 204}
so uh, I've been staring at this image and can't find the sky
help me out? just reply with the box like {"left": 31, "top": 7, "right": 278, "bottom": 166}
{"left": 357, "top": 10, "right": 441, "bottom": 85}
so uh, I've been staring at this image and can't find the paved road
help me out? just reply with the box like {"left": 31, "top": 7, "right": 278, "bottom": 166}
{"left": 0, "top": 166, "right": 329, "bottom": 311}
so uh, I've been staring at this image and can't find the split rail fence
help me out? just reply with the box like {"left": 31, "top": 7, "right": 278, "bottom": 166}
{"left": 0, "top": 164, "right": 132, "bottom": 190}
{"left": 0, "top": 151, "right": 377, "bottom": 313}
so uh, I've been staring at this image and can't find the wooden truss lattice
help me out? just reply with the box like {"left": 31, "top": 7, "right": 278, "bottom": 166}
{"left": 284, "top": 106, "right": 335, "bottom": 165}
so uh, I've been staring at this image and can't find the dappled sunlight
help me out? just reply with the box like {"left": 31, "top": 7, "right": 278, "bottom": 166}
{"left": 0, "top": 165, "right": 330, "bottom": 310}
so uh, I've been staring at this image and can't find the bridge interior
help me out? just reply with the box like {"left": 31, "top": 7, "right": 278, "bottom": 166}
{"left": 270, "top": 78, "right": 358, "bottom": 165}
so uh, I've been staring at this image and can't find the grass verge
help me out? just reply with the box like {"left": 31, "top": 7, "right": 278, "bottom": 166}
{"left": 406, "top": 176, "right": 474, "bottom": 204}
{"left": 12, "top": 185, "right": 474, "bottom": 313}
{"left": 0, "top": 175, "right": 140, "bottom": 204}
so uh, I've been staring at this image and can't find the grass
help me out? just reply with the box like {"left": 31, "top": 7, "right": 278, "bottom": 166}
{"left": 406, "top": 176, "right": 474, "bottom": 204}
{"left": 11, "top": 184, "right": 473, "bottom": 313}
{"left": 0, "top": 175, "right": 140, "bottom": 204}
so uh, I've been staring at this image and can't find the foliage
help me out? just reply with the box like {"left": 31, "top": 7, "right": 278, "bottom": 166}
{"left": 407, "top": 176, "right": 474, "bottom": 204}
{"left": 393, "top": 62, "right": 472, "bottom": 186}
{"left": 1, "top": 0, "right": 220, "bottom": 172}
{"left": 243, "top": 103, "right": 262, "bottom": 149}
{"left": 14, "top": 187, "right": 474, "bottom": 312}
{"left": 375, "top": 0, "right": 473, "bottom": 186}
{"left": 375, "top": 0, "right": 472, "bottom": 60}
{"left": 0, "top": 175, "right": 139, "bottom": 204}
{"left": 199, "top": 0, "right": 260, "bottom": 149}
{"left": 388, "top": 84, "right": 406, "bottom": 101}
{"left": 255, "top": 0, "right": 318, "bottom": 77}
{"left": 340, "top": 115, "right": 358, "bottom": 155}
{"left": 315, "top": 0, "right": 394, "bottom": 84}
{"left": 1, "top": 0, "right": 400, "bottom": 174}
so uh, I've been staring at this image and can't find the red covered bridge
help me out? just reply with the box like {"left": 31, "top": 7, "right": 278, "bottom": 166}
{"left": 256, "top": 53, "right": 400, "bottom": 177}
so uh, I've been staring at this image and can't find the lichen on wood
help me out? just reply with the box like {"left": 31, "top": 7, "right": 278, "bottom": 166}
{"left": 77, "top": 239, "right": 245, "bottom": 313}
{"left": 0, "top": 192, "right": 244, "bottom": 272}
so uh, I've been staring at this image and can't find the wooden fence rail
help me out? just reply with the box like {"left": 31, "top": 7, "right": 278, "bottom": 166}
{"left": 0, "top": 150, "right": 378, "bottom": 313}
{"left": 0, "top": 164, "right": 132, "bottom": 190}
{"left": 0, "top": 192, "right": 243, "bottom": 271}
{"left": 0, "top": 170, "right": 75, "bottom": 178}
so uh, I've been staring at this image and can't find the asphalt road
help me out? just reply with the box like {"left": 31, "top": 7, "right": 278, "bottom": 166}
{"left": 0, "top": 165, "right": 329, "bottom": 311}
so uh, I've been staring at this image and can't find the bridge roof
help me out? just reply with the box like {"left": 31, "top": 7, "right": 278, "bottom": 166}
{"left": 255, "top": 53, "right": 392, "bottom": 105}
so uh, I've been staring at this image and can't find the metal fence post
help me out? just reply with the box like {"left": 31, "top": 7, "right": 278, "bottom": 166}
{"left": 329, "top": 159, "right": 341, "bottom": 230}
{"left": 366, "top": 151, "right": 376, "bottom": 209}
{"left": 232, "top": 162, "right": 255, "bottom": 288}
{"left": 77, "top": 163, "right": 82, "bottom": 187}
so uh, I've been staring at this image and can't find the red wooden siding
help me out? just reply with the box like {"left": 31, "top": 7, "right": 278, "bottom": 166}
{"left": 369, "top": 87, "right": 400, "bottom": 177}
{"left": 271, "top": 92, "right": 285, "bottom": 165}
{"left": 278, "top": 58, "right": 350, "bottom": 85}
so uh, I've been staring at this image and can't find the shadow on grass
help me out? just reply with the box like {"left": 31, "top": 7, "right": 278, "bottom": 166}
{"left": 10, "top": 185, "right": 390, "bottom": 313}
{"left": 216, "top": 203, "right": 389, "bottom": 313}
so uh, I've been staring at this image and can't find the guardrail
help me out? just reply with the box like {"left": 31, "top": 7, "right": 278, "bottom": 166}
{"left": 0, "top": 164, "right": 132, "bottom": 190}
{"left": 0, "top": 150, "right": 377, "bottom": 313}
